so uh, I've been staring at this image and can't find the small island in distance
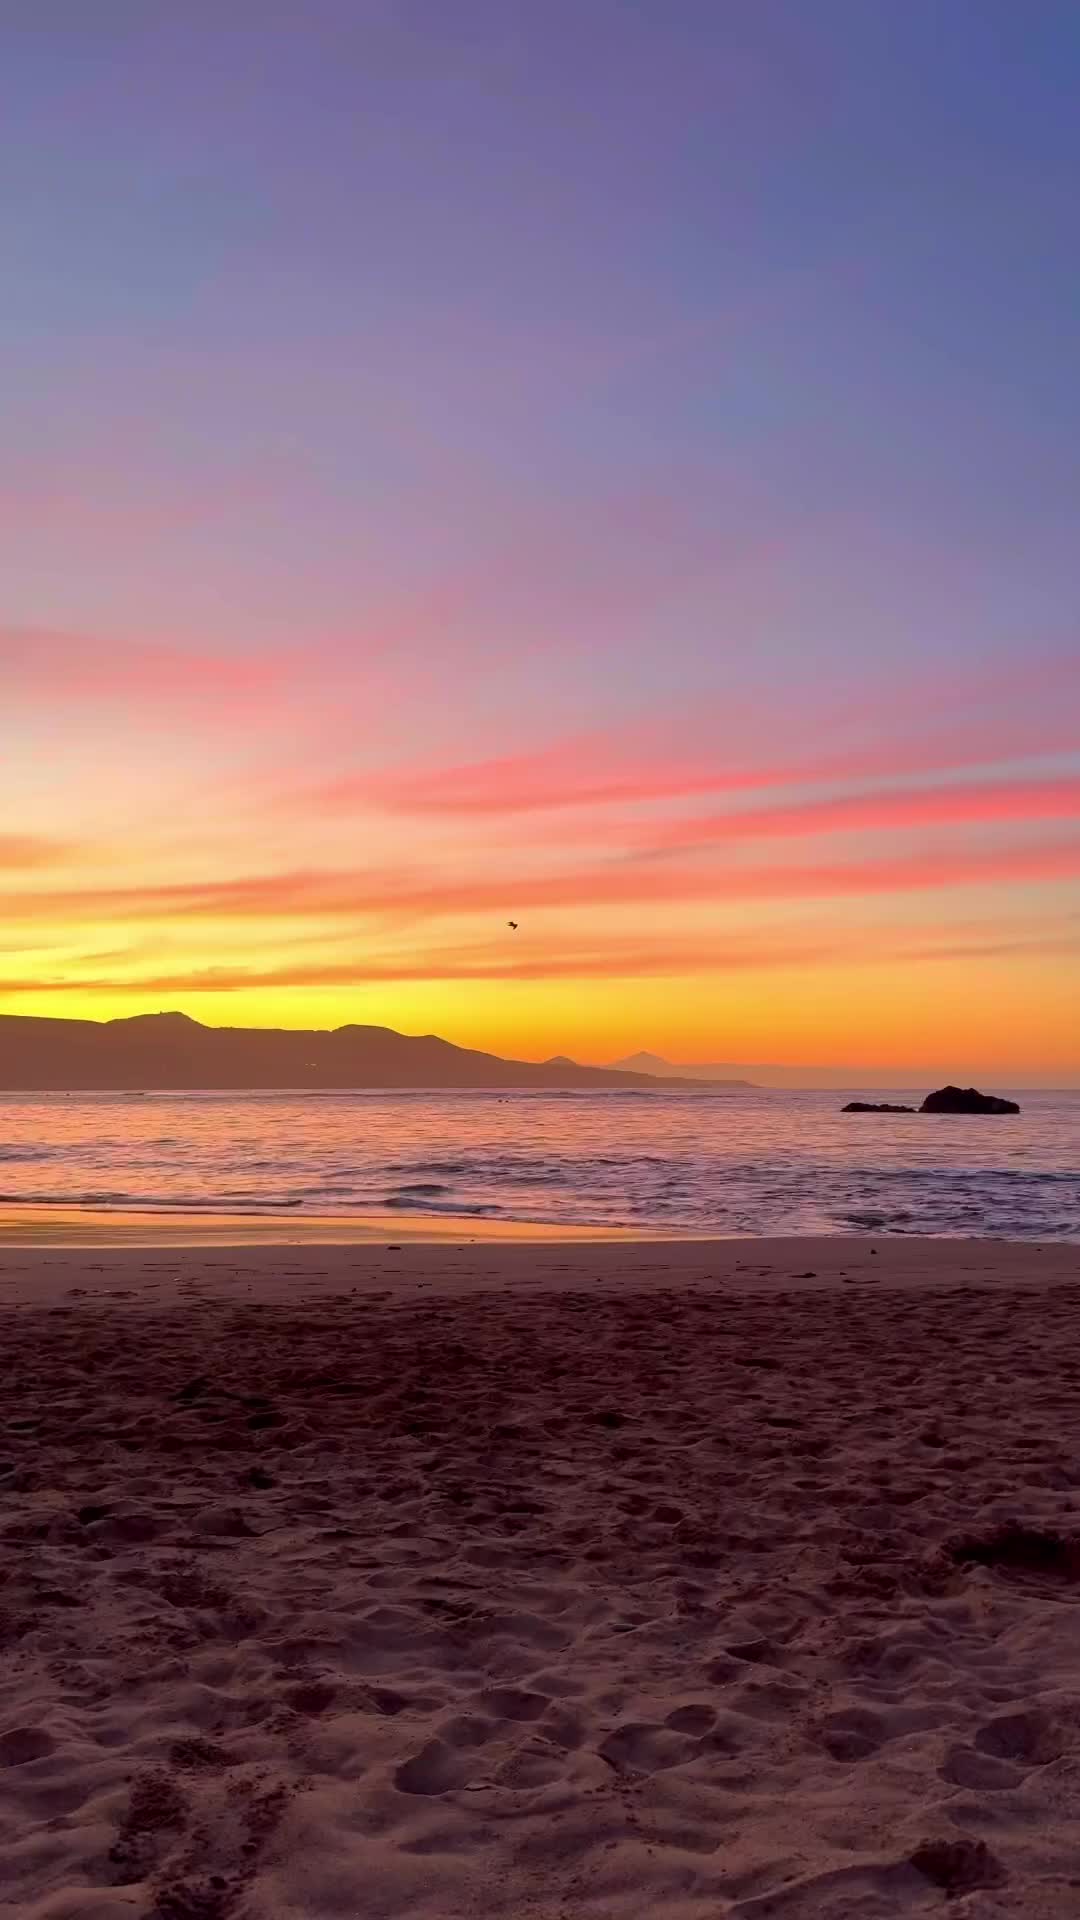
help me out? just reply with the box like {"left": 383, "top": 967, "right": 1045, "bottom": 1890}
{"left": 844, "top": 1087, "right": 1021, "bottom": 1115}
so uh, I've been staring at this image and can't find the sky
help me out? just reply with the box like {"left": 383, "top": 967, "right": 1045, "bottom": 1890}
{"left": 2, "top": 0, "right": 1079, "bottom": 1082}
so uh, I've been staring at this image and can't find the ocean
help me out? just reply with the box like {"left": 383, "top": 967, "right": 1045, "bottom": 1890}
{"left": 0, "top": 1086, "right": 1077, "bottom": 1239}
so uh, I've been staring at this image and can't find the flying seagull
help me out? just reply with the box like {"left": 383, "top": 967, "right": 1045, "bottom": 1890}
{"left": 507, "top": 920, "right": 518, "bottom": 930}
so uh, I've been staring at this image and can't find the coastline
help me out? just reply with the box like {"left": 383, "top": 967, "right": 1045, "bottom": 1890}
{"left": 4, "top": 1236, "right": 1080, "bottom": 1917}
{"left": 0, "top": 1194, "right": 1076, "bottom": 1261}
{"left": 0, "top": 1230, "right": 1076, "bottom": 1307}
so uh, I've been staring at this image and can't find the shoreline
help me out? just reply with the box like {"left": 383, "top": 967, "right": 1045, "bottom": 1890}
{"left": 1, "top": 1201, "right": 1078, "bottom": 1255}
{"left": 0, "top": 1201, "right": 649, "bottom": 1249}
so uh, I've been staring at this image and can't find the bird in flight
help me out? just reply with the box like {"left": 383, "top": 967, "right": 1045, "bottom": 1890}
{"left": 507, "top": 920, "right": 518, "bottom": 931}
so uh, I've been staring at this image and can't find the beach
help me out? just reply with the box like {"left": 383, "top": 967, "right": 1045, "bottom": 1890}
{"left": 3, "top": 1235, "right": 1080, "bottom": 1919}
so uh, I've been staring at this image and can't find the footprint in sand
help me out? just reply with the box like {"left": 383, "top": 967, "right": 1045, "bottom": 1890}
{"left": 973, "top": 1705, "right": 1067, "bottom": 1767}
{"left": 479, "top": 1686, "right": 548, "bottom": 1722}
{"left": 284, "top": 1681, "right": 337, "bottom": 1716}
{"left": 815, "top": 1708, "right": 886, "bottom": 1761}
{"left": 438, "top": 1714, "right": 497, "bottom": 1750}
{"left": 665, "top": 1703, "right": 717, "bottom": 1735}
{"left": 394, "top": 1739, "right": 477, "bottom": 1795}
{"left": 0, "top": 1726, "right": 56, "bottom": 1766}
{"left": 539, "top": 1706, "right": 585, "bottom": 1750}
{"left": 598, "top": 1721, "right": 696, "bottom": 1775}
{"left": 940, "top": 1742, "right": 1024, "bottom": 1790}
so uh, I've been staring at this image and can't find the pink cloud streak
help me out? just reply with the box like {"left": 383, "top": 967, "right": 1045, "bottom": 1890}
{"left": 1, "top": 628, "right": 293, "bottom": 707}
{"left": 636, "top": 773, "right": 1080, "bottom": 853}
{"left": 2, "top": 835, "right": 1079, "bottom": 925}
{"left": 314, "top": 705, "right": 1080, "bottom": 819}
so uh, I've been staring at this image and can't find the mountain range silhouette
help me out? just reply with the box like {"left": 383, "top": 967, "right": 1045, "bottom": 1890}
{"left": 0, "top": 1012, "right": 714, "bottom": 1092}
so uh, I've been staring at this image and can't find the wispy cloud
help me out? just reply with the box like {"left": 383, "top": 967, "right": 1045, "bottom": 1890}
{"left": 633, "top": 773, "right": 1080, "bottom": 855}
{"left": 311, "top": 673, "right": 1080, "bottom": 819}
{"left": 4, "top": 916, "right": 1077, "bottom": 998}
{"left": 2, "top": 834, "right": 1079, "bottom": 927}
{"left": 905, "top": 933, "right": 1080, "bottom": 963}
{"left": 0, "top": 935, "right": 833, "bottom": 995}
{"left": 1, "top": 628, "right": 293, "bottom": 708}
{"left": 0, "top": 834, "right": 83, "bottom": 870}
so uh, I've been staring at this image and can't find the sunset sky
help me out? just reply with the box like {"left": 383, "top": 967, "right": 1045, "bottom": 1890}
{"left": 3, "top": 2, "right": 1079, "bottom": 1081}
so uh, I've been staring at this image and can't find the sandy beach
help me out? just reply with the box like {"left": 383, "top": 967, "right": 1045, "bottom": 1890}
{"left": 2, "top": 1234, "right": 1080, "bottom": 1919}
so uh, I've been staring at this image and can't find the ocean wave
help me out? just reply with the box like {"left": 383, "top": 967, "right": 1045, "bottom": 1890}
{"left": 1, "top": 1088, "right": 1076, "bottom": 1239}
{"left": 386, "top": 1160, "right": 469, "bottom": 1178}
{"left": 0, "top": 1192, "right": 305, "bottom": 1213}
{"left": 382, "top": 1195, "right": 500, "bottom": 1215}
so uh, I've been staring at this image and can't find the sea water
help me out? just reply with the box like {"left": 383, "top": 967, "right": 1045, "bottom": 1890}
{"left": 0, "top": 1086, "right": 1077, "bottom": 1239}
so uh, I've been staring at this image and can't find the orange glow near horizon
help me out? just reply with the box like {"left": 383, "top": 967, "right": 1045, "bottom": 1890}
{"left": 2, "top": 629, "right": 1078, "bottom": 1084}
{"left": 4, "top": 959, "right": 1076, "bottom": 1083}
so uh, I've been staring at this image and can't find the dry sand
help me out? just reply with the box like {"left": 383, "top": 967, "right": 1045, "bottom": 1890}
{"left": 1, "top": 1235, "right": 1080, "bottom": 1919}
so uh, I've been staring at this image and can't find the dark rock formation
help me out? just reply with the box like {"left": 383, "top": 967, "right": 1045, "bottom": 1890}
{"left": 920, "top": 1085, "right": 1020, "bottom": 1115}
{"left": 843, "top": 1101, "right": 916, "bottom": 1113}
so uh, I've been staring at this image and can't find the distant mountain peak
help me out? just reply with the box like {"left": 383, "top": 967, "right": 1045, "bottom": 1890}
{"left": 110, "top": 1009, "right": 201, "bottom": 1027}
{"left": 608, "top": 1051, "right": 754, "bottom": 1087}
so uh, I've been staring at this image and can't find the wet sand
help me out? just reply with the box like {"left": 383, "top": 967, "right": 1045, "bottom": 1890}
{"left": 2, "top": 1235, "right": 1080, "bottom": 1918}
{"left": 0, "top": 1204, "right": 640, "bottom": 1249}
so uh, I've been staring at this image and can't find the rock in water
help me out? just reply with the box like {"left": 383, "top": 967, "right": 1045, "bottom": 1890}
{"left": 843, "top": 1101, "right": 916, "bottom": 1113}
{"left": 920, "top": 1085, "right": 1020, "bottom": 1115}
